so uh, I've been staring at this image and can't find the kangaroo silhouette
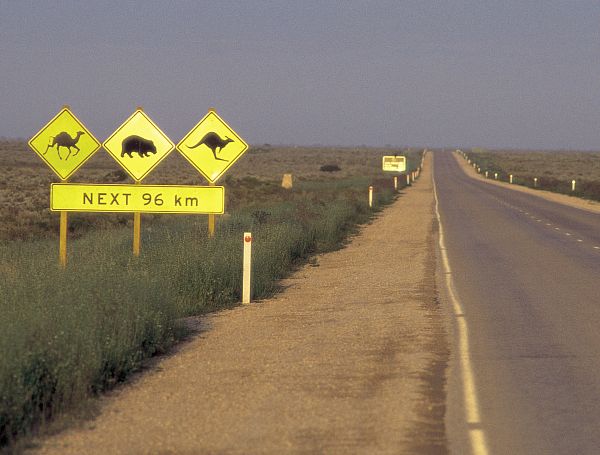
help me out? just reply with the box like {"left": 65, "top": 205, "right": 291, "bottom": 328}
{"left": 45, "top": 131, "right": 85, "bottom": 161}
{"left": 187, "top": 132, "right": 233, "bottom": 162}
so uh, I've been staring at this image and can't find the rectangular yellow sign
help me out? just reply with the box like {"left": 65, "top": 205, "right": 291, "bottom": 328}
{"left": 51, "top": 184, "right": 224, "bottom": 214}
{"left": 382, "top": 155, "right": 407, "bottom": 172}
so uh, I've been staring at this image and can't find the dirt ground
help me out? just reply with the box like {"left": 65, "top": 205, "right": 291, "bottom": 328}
{"left": 30, "top": 153, "right": 446, "bottom": 455}
{"left": 456, "top": 152, "right": 600, "bottom": 214}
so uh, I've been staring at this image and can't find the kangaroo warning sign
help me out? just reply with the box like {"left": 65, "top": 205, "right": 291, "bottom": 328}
{"left": 28, "top": 107, "right": 101, "bottom": 180}
{"left": 382, "top": 155, "right": 407, "bottom": 173}
{"left": 177, "top": 109, "right": 248, "bottom": 183}
{"left": 103, "top": 109, "right": 175, "bottom": 182}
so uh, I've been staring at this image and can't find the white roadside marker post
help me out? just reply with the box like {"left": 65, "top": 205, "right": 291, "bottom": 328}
{"left": 369, "top": 186, "right": 373, "bottom": 208}
{"left": 393, "top": 176, "right": 398, "bottom": 191}
{"left": 534, "top": 177, "right": 538, "bottom": 188}
{"left": 485, "top": 171, "right": 489, "bottom": 178}
{"left": 243, "top": 232, "right": 252, "bottom": 304}
{"left": 572, "top": 179, "right": 576, "bottom": 192}
{"left": 510, "top": 174, "right": 513, "bottom": 184}
{"left": 494, "top": 172, "right": 498, "bottom": 180}
{"left": 406, "top": 174, "right": 410, "bottom": 186}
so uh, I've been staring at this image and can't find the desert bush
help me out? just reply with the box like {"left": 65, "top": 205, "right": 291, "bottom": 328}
{"left": 320, "top": 164, "right": 341, "bottom": 172}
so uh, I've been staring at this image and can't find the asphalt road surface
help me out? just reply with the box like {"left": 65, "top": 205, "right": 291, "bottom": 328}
{"left": 435, "top": 152, "right": 600, "bottom": 455}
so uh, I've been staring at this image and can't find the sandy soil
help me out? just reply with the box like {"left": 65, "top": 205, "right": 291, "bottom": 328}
{"left": 30, "top": 153, "right": 446, "bottom": 455}
{"left": 455, "top": 152, "right": 600, "bottom": 214}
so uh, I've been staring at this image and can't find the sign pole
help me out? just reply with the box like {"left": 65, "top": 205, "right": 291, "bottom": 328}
{"left": 58, "top": 176, "right": 68, "bottom": 268}
{"left": 133, "top": 181, "right": 141, "bottom": 256}
{"left": 59, "top": 210, "right": 68, "bottom": 268}
{"left": 208, "top": 182, "right": 216, "bottom": 237}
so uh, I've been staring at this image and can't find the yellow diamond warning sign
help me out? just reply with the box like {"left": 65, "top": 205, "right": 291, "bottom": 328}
{"left": 28, "top": 107, "right": 101, "bottom": 180}
{"left": 103, "top": 109, "right": 174, "bottom": 182}
{"left": 177, "top": 110, "right": 249, "bottom": 183}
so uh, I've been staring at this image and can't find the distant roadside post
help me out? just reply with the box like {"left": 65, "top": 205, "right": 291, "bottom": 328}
{"left": 572, "top": 179, "right": 576, "bottom": 192}
{"left": 177, "top": 108, "right": 249, "bottom": 237}
{"left": 28, "top": 106, "right": 101, "bottom": 267}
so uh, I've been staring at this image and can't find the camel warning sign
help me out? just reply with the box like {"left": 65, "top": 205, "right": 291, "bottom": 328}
{"left": 103, "top": 109, "right": 175, "bottom": 182}
{"left": 382, "top": 156, "right": 406, "bottom": 173}
{"left": 28, "top": 107, "right": 101, "bottom": 180}
{"left": 177, "top": 110, "right": 248, "bottom": 183}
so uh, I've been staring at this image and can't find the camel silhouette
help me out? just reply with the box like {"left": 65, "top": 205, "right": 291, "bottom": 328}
{"left": 187, "top": 132, "right": 233, "bottom": 162}
{"left": 45, "top": 131, "right": 85, "bottom": 161}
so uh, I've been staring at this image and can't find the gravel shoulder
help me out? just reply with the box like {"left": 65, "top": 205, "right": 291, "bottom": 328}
{"left": 455, "top": 152, "right": 600, "bottom": 214}
{"left": 31, "top": 153, "right": 446, "bottom": 455}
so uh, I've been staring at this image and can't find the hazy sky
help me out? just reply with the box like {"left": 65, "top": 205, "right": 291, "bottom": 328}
{"left": 2, "top": 1, "right": 599, "bottom": 149}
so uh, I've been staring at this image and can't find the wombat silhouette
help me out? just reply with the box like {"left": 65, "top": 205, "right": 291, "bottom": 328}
{"left": 45, "top": 131, "right": 85, "bottom": 161}
{"left": 187, "top": 132, "right": 233, "bottom": 162}
{"left": 121, "top": 135, "right": 157, "bottom": 158}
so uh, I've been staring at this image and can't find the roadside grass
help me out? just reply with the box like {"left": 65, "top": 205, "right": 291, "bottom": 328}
{"left": 0, "top": 140, "right": 421, "bottom": 241}
{"left": 0, "top": 164, "right": 412, "bottom": 448}
{"left": 465, "top": 149, "right": 600, "bottom": 201}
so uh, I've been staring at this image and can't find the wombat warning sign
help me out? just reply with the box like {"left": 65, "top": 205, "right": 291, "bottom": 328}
{"left": 103, "top": 109, "right": 174, "bottom": 182}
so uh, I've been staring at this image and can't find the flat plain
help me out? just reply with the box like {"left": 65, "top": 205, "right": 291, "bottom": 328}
{"left": 475, "top": 149, "right": 600, "bottom": 178}
{"left": 465, "top": 148, "right": 600, "bottom": 201}
{"left": 0, "top": 139, "right": 416, "bottom": 240}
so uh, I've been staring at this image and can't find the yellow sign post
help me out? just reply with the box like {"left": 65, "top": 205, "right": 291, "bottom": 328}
{"left": 29, "top": 106, "right": 101, "bottom": 267}
{"left": 51, "top": 184, "right": 224, "bottom": 213}
{"left": 382, "top": 155, "right": 407, "bottom": 173}
{"left": 103, "top": 108, "right": 175, "bottom": 254}
{"left": 177, "top": 108, "right": 248, "bottom": 236}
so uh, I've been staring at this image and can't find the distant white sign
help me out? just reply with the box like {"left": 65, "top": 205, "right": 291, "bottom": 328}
{"left": 382, "top": 155, "right": 406, "bottom": 172}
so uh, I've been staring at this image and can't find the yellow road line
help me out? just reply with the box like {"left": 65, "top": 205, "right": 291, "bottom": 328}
{"left": 432, "top": 157, "right": 490, "bottom": 455}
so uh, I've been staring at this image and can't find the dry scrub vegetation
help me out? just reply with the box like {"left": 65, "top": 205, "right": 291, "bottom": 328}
{"left": 0, "top": 138, "right": 421, "bottom": 448}
{"left": 0, "top": 139, "right": 408, "bottom": 240}
{"left": 468, "top": 149, "right": 600, "bottom": 180}
{"left": 466, "top": 149, "right": 600, "bottom": 200}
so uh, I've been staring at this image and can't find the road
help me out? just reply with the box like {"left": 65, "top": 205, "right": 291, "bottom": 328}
{"left": 435, "top": 151, "right": 600, "bottom": 454}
